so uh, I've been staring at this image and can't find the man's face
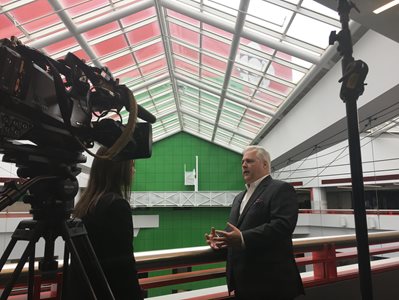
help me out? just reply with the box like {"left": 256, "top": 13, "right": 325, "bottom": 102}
{"left": 241, "top": 149, "right": 268, "bottom": 184}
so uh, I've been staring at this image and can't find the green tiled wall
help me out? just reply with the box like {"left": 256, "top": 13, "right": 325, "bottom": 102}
{"left": 131, "top": 133, "right": 244, "bottom": 296}
{"left": 133, "top": 207, "right": 231, "bottom": 297}
{"left": 133, "top": 132, "right": 244, "bottom": 191}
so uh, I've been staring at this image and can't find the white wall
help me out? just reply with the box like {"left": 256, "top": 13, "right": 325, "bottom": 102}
{"left": 273, "top": 134, "right": 399, "bottom": 188}
{"left": 259, "top": 30, "right": 399, "bottom": 162}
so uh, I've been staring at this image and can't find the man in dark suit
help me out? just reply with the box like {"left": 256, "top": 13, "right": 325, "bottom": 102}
{"left": 206, "top": 146, "right": 304, "bottom": 300}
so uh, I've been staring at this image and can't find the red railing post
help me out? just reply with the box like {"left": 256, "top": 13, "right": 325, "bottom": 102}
{"left": 32, "top": 273, "right": 62, "bottom": 300}
{"left": 312, "top": 244, "right": 337, "bottom": 281}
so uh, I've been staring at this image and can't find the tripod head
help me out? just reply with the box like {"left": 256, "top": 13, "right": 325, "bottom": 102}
{"left": 0, "top": 141, "right": 83, "bottom": 220}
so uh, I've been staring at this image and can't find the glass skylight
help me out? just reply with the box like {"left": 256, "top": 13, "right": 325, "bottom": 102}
{"left": 0, "top": 0, "right": 341, "bottom": 153}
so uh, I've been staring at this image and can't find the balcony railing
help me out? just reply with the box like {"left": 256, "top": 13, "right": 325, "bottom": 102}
{"left": 2, "top": 231, "right": 399, "bottom": 299}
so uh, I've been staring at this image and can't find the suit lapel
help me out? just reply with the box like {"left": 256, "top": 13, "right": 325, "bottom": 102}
{"left": 237, "top": 176, "right": 271, "bottom": 227}
{"left": 231, "top": 191, "right": 245, "bottom": 224}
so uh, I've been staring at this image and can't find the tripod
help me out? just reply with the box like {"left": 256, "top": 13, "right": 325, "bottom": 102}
{"left": 0, "top": 143, "right": 115, "bottom": 300}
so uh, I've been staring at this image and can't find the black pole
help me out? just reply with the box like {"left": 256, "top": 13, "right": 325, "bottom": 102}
{"left": 329, "top": 1, "right": 372, "bottom": 299}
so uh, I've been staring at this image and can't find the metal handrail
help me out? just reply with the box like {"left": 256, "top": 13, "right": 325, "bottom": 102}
{"left": 2, "top": 230, "right": 399, "bottom": 294}
{"left": 134, "top": 231, "right": 399, "bottom": 270}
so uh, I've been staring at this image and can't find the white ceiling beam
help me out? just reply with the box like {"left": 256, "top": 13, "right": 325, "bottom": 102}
{"left": 49, "top": 0, "right": 101, "bottom": 68}
{"left": 154, "top": 0, "right": 183, "bottom": 131}
{"left": 211, "top": 0, "right": 249, "bottom": 141}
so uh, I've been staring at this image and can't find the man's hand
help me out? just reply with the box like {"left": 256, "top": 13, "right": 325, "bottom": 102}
{"left": 205, "top": 227, "right": 220, "bottom": 250}
{"left": 214, "top": 223, "right": 242, "bottom": 249}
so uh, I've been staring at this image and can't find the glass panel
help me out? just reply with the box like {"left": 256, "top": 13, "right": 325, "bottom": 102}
{"left": 254, "top": 90, "right": 284, "bottom": 109}
{"left": 276, "top": 51, "right": 313, "bottom": 69}
{"left": 149, "top": 82, "right": 172, "bottom": 97}
{"left": 115, "top": 69, "right": 141, "bottom": 84}
{"left": 43, "top": 37, "right": 78, "bottom": 55}
{"left": 203, "top": 23, "right": 233, "bottom": 39}
{"left": 202, "top": 54, "right": 228, "bottom": 73}
{"left": 174, "top": 57, "right": 200, "bottom": 75}
{"left": 120, "top": 7, "right": 156, "bottom": 26}
{"left": 268, "top": 61, "right": 296, "bottom": 83}
{"left": 10, "top": 0, "right": 60, "bottom": 33}
{"left": 92, "top": 34, "right": 128, "bottom": 56}
{"left": 202, "top": 35, "right": 231, "bottom": 57}
{"left": 204, "top": 0, "right": 240, "bottom": 15}
{"left": 83, "top": 22, "right": 120, "bottom": 40}
{"left": 105, "top": 54, "right": 135, "bottom": 73}
{"left": 0, "top": 14, "right": 23, "bottom": 38}
{"left": 228, "top": 78, "right": 256, "bottom": 97}
{"left": 167, "top": 9, "right": 200, "bottom": 26}
{"left": 240, "top": 37, "right": 274, "bottom": 55}
{"left": 134, "top": 41, "right": 164, "bottom": 62}
{"left": 287, "top": 14, "right": 339, "bottom": 49}
{"left": 301, "top": 0, "right": 339, "bottom": 19}
{"left": 172, "top": 42, "right": 199, "bottom": 62}
{"left": 247, "top": 0, "right": 293, "bottom": 33}
{"left": 126, "top": 21, "right": 161, "bottom": 45}
{"left": 61, "top": 0, "right": 109, "bottom": 18}
{"left": 71, "top": 48, "right": 91, "bottom": 63}
{"left": 262, "top": 78, "right": 293, "bottom": 97}
{"left": 139, "top": 58, "right": 167, "bottom": 76}
{"left": 168, "top": 23, "right": 199, "bottom": 47}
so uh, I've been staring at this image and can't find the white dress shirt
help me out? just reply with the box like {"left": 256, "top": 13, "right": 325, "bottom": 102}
{"left": 239, "top": 175, "right": 269, "bottom": 248}
{"left": 240, "top": 174, "right": 269, "bottom": 215}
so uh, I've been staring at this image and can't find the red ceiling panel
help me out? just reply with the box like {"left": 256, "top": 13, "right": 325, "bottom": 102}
{"left": 0, "top": 14, "right": 22, "bottom": 39}
{"left": 83, "top": 22, "right": 120, "bottom": 40}
{"left": 140, "top": 58, "right": 166, "bottom": 76}
{"left": 169, "top": 23, "right": 199, "bottom": 46}
{"left": 134, "top": 42, "right": 164, "bottom": 62}
{"left": 60, "top": 0, "right": 109, "bottom": 18}
{"left": 11, "top": 0, "right": 60, "bottom": 33}
{"left": 43, "top": 37, "right": 78, "bottom": 55}
{"left": 120, "top": 7, "right": 156, "bottom": 26}
{"left": 105, "top": 54, "right": 135, "bottom": 73}
{"left": 126, "top": 22, "right": 160, "bottom": 45}
{"left": 92, "top": 34, "right": 128, "bottom": 56}
{"left": 172, "top": 42, "right": 199, "bottom": 61}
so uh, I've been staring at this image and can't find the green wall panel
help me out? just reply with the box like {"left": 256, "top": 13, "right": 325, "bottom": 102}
{"left": 133, "top": 207, "right": 231, "bottom": 297}
{"left": 131, "top": 133, "right": 244, "bottom": 296}
{"left": 133, "top": 132, "right": 244, "bottom": 191}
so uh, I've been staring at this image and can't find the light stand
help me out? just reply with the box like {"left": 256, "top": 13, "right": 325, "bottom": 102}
{"left": 329, "top": 1, "right": 372, "bottom": 299}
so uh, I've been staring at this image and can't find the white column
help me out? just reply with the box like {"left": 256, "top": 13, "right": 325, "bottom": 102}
{"left": 311, "top": 187, "right": 328, "bottom": 210}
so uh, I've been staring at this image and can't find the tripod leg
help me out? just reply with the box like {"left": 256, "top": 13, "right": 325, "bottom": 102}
{"left": 28, "top": 249, "right": 35, "bottom": 300}
{"left": 61, "top": 243, "right": 70, "bottom": 300}
{"left": 0, "top": 238, "right": 36, "bottom": 300}
{"left": 62, "top": 219, "right": 115, "bottom": 300}
{"left": 0, "top": 238, "right": 18, "bottom": 271}
{"left": 0, "top": 220, "right": 44, "bottom": 300}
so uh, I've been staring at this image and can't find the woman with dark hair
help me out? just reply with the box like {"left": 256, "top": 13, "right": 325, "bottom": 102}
{"left": 70, "top": 146, "right": 143, "bottom": 300}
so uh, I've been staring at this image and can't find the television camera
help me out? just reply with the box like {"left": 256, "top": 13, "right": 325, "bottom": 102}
{"left": 0, "top": 37, "right": 155, "bottom": 163}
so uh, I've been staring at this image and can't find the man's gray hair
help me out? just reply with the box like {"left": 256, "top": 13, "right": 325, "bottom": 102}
{"left": 243, "top": 146, "right": 271, "bottom": 169}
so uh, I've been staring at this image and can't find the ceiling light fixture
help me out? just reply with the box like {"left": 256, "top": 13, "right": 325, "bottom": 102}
{"left": 373, "top": 0, "right": 399, "bottom": 14}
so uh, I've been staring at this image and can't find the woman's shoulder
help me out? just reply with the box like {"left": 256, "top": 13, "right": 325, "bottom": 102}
{"left": 96, "top": 193, "right": 130, "bottom": 213}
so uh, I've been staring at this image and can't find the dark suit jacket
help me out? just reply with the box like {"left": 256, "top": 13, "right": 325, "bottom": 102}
{"left": 226, "top": 176, "right": 304, "bottom": 300}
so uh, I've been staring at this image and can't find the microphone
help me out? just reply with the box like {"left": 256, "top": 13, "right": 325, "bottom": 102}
{"left": 137, "top": 104, "right": 156, "bottom": 124}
